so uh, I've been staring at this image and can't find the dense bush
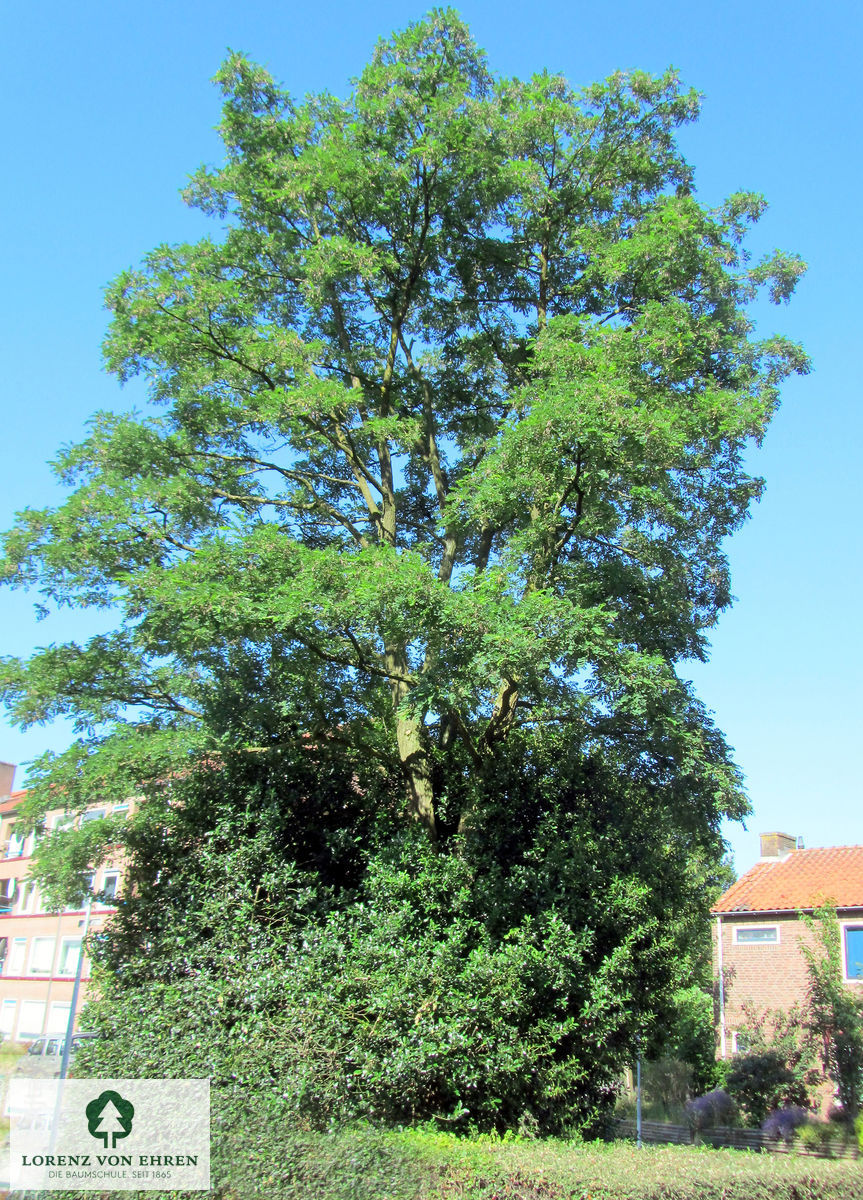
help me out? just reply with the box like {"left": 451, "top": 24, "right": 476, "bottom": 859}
{"left": 73, "top": 737, "right": 726, "bottom": 1137}
{"left": 762, "top": 1105, "right": 810, "bottom": 1144}
{"left": 684, "top": 1088, "right": 736, "bottom": 1131}
{"left": 726, "top": 1049, "right": 808, "bottom": 1125}
{"left": 733, "top": 1002, "right": 821, "bottom": 1111}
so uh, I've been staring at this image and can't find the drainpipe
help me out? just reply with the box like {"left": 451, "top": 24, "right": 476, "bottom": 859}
{"left": 716, "top": 915, "right": 727, "bottom": 1059}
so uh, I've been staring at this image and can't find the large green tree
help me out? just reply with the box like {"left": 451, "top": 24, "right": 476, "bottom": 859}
{"left": 0, "top": 11, "right": 806, "bottom": 1130}
{"left": 2, "top": 12, "right": 804, "bottom": 844}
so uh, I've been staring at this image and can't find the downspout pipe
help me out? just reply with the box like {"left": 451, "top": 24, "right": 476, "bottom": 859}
{"left": 716, "top": 915, "right": 727, "bottom": 1059}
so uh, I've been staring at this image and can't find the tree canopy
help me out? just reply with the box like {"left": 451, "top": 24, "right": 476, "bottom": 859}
{"left": 0, "top": 9, "right": 810, "bottom": 1133}
{"left": 2, "top": 11, "right": 805, "bottom": 856}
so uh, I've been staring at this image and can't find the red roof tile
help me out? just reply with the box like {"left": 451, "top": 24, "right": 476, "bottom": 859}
{"left": 713, "top": 846, "right": 863, "bottom": 913}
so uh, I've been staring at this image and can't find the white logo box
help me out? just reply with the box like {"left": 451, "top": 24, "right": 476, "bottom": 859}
{"left": 9, "top": 1078, "right": 210, "bottom": 1191}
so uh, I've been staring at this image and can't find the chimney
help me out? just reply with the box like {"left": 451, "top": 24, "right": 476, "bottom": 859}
{"left": 0, "top": 762, "right": 15, "bottom": 799}
{"left": 760, "top": 831, "right": 797, "bottom": 860}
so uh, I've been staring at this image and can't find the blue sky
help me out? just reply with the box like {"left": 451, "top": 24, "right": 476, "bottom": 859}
{"left": 1, "top": 0, "right": 860, "bottom": 874}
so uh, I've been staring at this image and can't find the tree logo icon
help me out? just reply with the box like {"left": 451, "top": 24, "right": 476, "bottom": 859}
{"left": 85, "top": 1090, "right": 135, "bottom": 1148}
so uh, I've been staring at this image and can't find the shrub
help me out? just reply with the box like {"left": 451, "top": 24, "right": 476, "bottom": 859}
{"left": 725, "top": 1050, "right": 799, "bottom": 1125}
{"left": 761, "top": 1105, "right": 810, "bottom": 1143}
{"left": 734, "top": 1001, "right": 821, "bottom": 1110}
{"left": 796, "top": 1118, "right": 853, "bottom": 1156}
{"left": 643, "top": 1057, "right": 693, "bottom": 1117}
{"left": 684, "top": 1088, "right": 736, "bottom": 1132}
{"left": 803, "top": 909, "right": 863, "bottom": 1120}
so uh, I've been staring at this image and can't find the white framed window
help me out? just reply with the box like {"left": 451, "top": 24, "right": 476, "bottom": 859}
{"left": 0, "top": 877, "right": 15, "bottom": 911}
{"left": 79, "top": 809, "right": 106, "bottom": 825}
{"left": 57, "top": 938, "right": 82, "bottom": 977}
{"left": 6, "top": 830, "right": 25, "bottom": 858}
{"left": 27, "top": 937, "right": 55, "bottom": 976}
{"left": 733, "top": 925, "right": 780, "bottom": 945}
{"left": 0, "top": 998, "right": 16, "bottom": 1034}
{"left": 100, "top": 872, "right": 120, "bottom": 903}
{"left": 111, "top": 803, "right": 130, "bottom": 818}
{"left": 47, "top": 1002, "right": 71, "bottom": 1036}
{"left": 17, "top": 880, "right": 40, "bottom": 914}
{"left": 7, "top": 937, "right": 27, "bottom": 974}
{"left": 17, "top": 1000, "right": 46, "bottom": 1040}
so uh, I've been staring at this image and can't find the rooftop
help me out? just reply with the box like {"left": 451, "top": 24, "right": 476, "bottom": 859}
{"left": 713, "top": 845, "right": 863, "bottom": 914}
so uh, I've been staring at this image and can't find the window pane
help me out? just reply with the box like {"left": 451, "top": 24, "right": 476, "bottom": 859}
{"left": 0, "top": 999, "right": 16, "bottom": 1034}
{"left": 79, "top": 810, "right": 105, "bottom": 824}
{"left": 58, "top": 939, "right": 82, "bottom": 976}
{"left": 29, "top": 937, "right": 55, "bottom": 974}
{"left": 8, "top": 938, "right": 27, "bottom": 974}
{"left": 18, "top": 1001, "right": 46, "bottom": 1040}
{"left": 736, "top": 927, "right": 778, "bottom": 943}
{"left": 845, "top": 927, "right": 863, "bottom": 978}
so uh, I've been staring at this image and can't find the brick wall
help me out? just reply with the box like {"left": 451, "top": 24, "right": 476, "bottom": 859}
{"left": 714, "top": 911, "right": 863, "bottom": 1055}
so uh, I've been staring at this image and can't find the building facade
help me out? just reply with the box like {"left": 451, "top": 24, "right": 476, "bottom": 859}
{"left": 0, "top": 762, "right": 126, "bottom": 1044}
{"left": 712, "top": 832, "right": 863, "bottom": 1059}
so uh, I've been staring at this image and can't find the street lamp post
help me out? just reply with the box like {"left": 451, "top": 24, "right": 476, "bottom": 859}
{"left": 59, "top": 893, "right": 92, "bottom": 1081}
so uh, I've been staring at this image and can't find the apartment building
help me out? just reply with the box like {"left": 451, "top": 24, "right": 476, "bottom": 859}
{"left": 0, "top": 762, "right": 127, "bottom": 1044}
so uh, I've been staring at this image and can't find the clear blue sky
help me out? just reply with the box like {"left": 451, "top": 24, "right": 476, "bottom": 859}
{"left": 1, "top": 0, "right": 860, "bottom": 875}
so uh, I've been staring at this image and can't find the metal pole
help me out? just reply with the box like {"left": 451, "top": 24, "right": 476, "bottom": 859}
{"left": 49, "top": 893, "right": 92, "bottom": 1156}
{"left": 716, "top": 915, "right": 727, "bottom": 1060}
{"left": 636, "top": 1050, "right": 643, "bottom": 1148}
{"left": 59, "top": 894, "right": 92, "bottom": 1080}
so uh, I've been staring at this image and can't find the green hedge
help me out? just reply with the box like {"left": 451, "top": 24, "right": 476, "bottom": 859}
{"left": 33, "top": 1126, "right": 863, "bottom": 1200}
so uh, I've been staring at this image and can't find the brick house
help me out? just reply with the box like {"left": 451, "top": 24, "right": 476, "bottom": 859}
{"left": 0, "top": 762, "right": 127, "bottom": 1044}
{"left": 712, "top": 831, "right": 863, "bottom": 1060}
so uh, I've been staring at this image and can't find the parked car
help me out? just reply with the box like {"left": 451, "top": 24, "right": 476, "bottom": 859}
{"left": 15, "top": 1031, "right": 98, "bottom": 1077}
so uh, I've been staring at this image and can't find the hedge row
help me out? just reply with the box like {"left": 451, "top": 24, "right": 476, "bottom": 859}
{"left": 34, "top": 1124, "right": 863, "bottom": 1200}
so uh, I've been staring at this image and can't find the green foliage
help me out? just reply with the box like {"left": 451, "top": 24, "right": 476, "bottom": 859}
{"left": 642, "top": 1057, "right": 694, "bottom": 1117}
{"left": 1, "top": 10, "right": 807, "bottom": 1139}
{"left": 731, "top": 1002, "right": 821, "bottom": 1114}
{"left": 796, "top": 1119, "right": 856, "bottom": 1157}
{"left": 802, "top": 908, "right": 863, "bottom": 1121}
{"left": 2, "top": 10, "right": 805, "bottom": 852}
{"left": 73, "top": 737, "right": 728, "bottom": 1135}
{"left": 726, "top": 1050, "right": 803, "bottom": 1126}
{"left": 664, "top": 985, "right": 721, "bottom": 1093}
{"left": 33, "top": 1128, "right": 863, "bottom": 1200}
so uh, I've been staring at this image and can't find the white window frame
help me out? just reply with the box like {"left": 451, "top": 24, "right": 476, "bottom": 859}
{"left": 27, "top": 936, "right": 56, "bottom": 977}
{"left": 79, "top": 809, "right": 106, "bottom": 825}
{"left": 733, "top": 924, "right": 780, "bottom": 945}
{"left": 56, "top": 937, "right": 82, "bottom": 977}
{"left": 6, "top": 830, "right": 26, "bottom": 858}
{"left": 7, "top": 937, "right": 27, "bottom": 975}
{"left": 99, "top": 872, "right": 120, "bottom": 904}
{"left": 839, "top": 919, "right": 863, "bottom": 982}
{"left": 0, "top": 998, "right": 17, "bottom": 1035}
{"left": 17, "top": 880, "right": 40, "bottom": 915}
{"left": 46, "top": 1002, "right": 71, "bottom": 1036}
{"left": 17, "top": 1000, "right": 46, "bottom": 1040}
